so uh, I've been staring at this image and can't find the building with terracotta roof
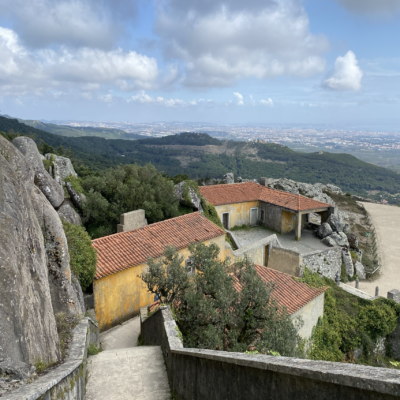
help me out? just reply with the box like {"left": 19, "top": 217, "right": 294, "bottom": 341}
{"left": 91, "top": 212, "right": 226, "bottom": 331}
{"left": 199, "top": 181, "right": 334, "bottom": 241}
{"left": 233, "top": 264, "right": 326, "bottom": 339}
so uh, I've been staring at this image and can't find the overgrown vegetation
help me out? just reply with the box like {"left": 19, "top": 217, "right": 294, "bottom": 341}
{"left": 87, "top": 343, "right": 102, "bottom": 357}
{"left": 141, "top": 243, "right": 303, "bottom": 356}
{"left": 42, "top": 154, "right": 55, "bottom": 171}
{"left": 80, "top": 163, "right": 180, "bottom": 238}
{"left": 62, "top": 220, "right": 97, "bottom": 290}
{"left": 300, "top": 269, "right": 400, "bottom": 366}
{"left": 55, "top": 312, "right": 81, "bottom": 360}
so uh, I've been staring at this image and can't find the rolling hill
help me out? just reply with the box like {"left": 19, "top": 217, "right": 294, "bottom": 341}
{"left": 1, "top": 116, "right": 400, "bottom": 195}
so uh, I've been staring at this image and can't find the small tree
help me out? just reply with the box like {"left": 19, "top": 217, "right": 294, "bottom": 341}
{"left": 140, "top": 245, "right": 191, "bottom": 304}
{"left": 140, "top": 242, "right": 303, "bottom": 356}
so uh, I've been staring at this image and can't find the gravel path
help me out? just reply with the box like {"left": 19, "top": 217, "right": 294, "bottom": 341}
{"left": 358, "top": 203, "right": 400, "bottom": 297}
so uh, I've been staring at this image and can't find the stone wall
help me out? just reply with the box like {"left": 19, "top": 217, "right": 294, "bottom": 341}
{"left": 260, "top": 202, "right": 282, "bottom": 232}
{"left": 301, "top": 247, "right": 342, "bottom": 280}
{"left": 6, "top": 317, "right": 99, "bottom": 400}
{"left": 268, "top": 247, "right": 301, "bottom": 276}
{"left": 141, "top": 306, "right": 400, "bottom": 400}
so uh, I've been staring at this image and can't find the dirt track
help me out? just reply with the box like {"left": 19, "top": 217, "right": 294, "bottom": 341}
{"left": 358, "top": 202, "right": 400, "bottom": 297}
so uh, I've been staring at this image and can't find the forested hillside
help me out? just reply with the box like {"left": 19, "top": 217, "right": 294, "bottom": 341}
{"left": 2, "top": 116, "right": 400, "bottom": 195}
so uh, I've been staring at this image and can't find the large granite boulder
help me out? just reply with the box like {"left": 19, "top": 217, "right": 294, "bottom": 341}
{"left": 12, "top": 137, "right": 64, "bottom": 208}
{"left": 66, "top": 182, "right": 86, "bottom": 211}
{"left": 46, "top": 154, "right": 78, "bottom": 185}
{"left": 0, "top": 136, "right": 60, "bottom": 366}
{"left": 354, "top": 261, "right": 366, "bottom": 279}
{"left": 342, "top": 248, "right": 354, "bottom": 277}
{"left": 327, "top": 214, "right": 343, "bottom": 233}
{"left": 32, "top": 186, "right": 83, "bottom": 316}
{"left": 330, "top": 232, "right": 349, "bottom": 247}
{"left": 317, "top": 222, "right": 333, "bottom": 239}
{"left": 322, "top": 236, "right": 336, "bottom": 247}
{"left": 223, "top": 172, "right": 234, "bottom": 184}
{"left": 57, "top": 199, "right": 82, "bottom": 225}
{"left": 174, "top": 181, "right": 203, "bottom": 211}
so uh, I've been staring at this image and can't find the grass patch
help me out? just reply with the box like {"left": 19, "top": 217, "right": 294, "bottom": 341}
{"left": 137, "top": 334, "right": 144, "bottom": 346}
{"left": 87, "top": 343, "right": 102, "bottom": 357}
{"left": 230, "top": 224, "right": 250, "bottom": 231}
{"left": 55, "top": 312, "right": 81, "bottom": 360}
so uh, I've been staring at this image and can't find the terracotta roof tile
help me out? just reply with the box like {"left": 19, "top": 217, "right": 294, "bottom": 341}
{"left": 92, "top": 212, "right": 225, "bottom": 279}
{"left": 199, "top": 182, "right": 330, "bottom": 212}
{"left": 232, "top": 265, "right": 326, "bottom": 314}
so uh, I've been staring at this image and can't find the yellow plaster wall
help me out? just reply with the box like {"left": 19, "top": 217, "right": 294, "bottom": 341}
{"left": 94, "top": 234, "right": 227, "bottom": 332}
{"left": 281, "top": 210, "right": 296, "bottom": 233}
{"left": 215, "top": 201, "right": 260, "bottom": 228}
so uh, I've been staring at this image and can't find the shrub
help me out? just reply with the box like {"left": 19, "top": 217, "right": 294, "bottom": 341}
{"left": 201, "top": 198, "right": 224, "bottom": 229}
{"left": 62, "top": 220, "right": 97, "bottom": 291}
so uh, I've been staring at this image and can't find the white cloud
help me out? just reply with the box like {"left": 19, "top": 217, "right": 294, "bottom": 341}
{"left": 128, "top": 91, "right": 196, "bottom": 107}
{"left": 155, "top": 0, "right": 329, "bottom": 87}
{"left": 323, "top": 51, "right": 363, "bottom": 91}
{"left": 0, "top": 27, "right": 159, "bottom": 96}
{"left": 0, "top": 0, "right": 140, "bottom": 49}
{"left": 260, "top": 98, "right": 274, "bottom": 107}
{"left": 335, "top": 0, "right": 400, "bottom": 16}
{"left": 234, "top": 92, "right": 244, "bottom": 106}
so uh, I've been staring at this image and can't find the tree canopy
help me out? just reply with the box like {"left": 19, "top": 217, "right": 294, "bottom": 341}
{"left": 141, "top": 242, "right": 303, "bottom": 356}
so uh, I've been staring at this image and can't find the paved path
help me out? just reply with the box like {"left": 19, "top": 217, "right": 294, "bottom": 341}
{"left": 86, "top": 317, "right": 170, "bottom": 400}
{"left": 358, "top": 203, "right": 400, "bottom": 297}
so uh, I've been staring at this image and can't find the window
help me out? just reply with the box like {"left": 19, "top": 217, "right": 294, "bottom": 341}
{"left": 260, "top": 209, "right": 265, "bottom": 222}
{"left": 185, "top": 258, "right": 195, "bottom": 276}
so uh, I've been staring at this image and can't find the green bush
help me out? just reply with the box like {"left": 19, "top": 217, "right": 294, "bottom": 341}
{"left": 42, "top": 154, "right": 55, "bottom": 171}
{"left": 201, "top": 198, "right": 224, "bottom": 229}
{"left": 62, "top": 220, "right": 97, "bottom": 291}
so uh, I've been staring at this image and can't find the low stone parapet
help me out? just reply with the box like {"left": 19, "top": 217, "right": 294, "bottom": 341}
{"left": 6, "top": 317, "right": 98, "bottom": 400}
{"left": 141, "top": 306, "right": 400, "bottom": 400}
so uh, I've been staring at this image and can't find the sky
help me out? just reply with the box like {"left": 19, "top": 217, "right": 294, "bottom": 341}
{"left": 0, "top": 0, "right": 399, "bottom": 127}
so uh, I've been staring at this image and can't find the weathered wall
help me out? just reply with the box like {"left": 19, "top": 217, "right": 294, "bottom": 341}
{"left": 281, "top": 210, "right": 296, "bottom": 233}
{"left": 141, "top": 307, "right": 400, "bottom": 400}
{"left": 268, "top": 247, "right": 302, "bottom": 276}
{"left": 300, "top": 248, "right": 342, "bottom": 280}
{"left": 260, "top": 202, "right": 282, "bottom": 232}
{"left": 226, "top": 234, "right": 280, "bottom": 266}
{"left": 117, "top": 209, "right": 148, "bottom": 233}
{"left": 94, "top": 235, "right": 226, "bottom": 332}
{"left": 6, "top": 318, "right": 99, "bottom": 400}
{"left": 215, "top": 201, "right": 259, "bottom": 228}
{"left": 291, "top": 292, "right": 325, "bottom": 339}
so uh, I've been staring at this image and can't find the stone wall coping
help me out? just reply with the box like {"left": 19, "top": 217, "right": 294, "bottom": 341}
{"left": 151, "top": 306, "right": 400, "bottom": 397}
{"left": 340, "top": 283, "right": 374, "bottom": 300}
{"left": 301, "top": 246, "right": 341, "bottom": 258}
{"left": 5, "top": 318, "right": 90, "bottom": 400}
{"left": 232, "top": 234, "right": 281, "bottom": 256}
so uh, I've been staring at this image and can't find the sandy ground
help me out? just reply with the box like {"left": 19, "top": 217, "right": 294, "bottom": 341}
{"left": 358, "top": 203, "right": 400, "bottom": 297}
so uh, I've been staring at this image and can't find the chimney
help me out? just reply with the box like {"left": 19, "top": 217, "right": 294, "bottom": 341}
{"left": 117, "top": 209, "right": 148, "bottom": 233}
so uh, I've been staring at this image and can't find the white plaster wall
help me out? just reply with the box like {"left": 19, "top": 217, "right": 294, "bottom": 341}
{"left": 291, "top": 292, "right": 325, "bottom": 340}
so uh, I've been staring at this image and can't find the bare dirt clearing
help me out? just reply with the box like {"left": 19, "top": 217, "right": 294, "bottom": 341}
{"left": 357, "top": 203, "right": 400, "bottom": 297}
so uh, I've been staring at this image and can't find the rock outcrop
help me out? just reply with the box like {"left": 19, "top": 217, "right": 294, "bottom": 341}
{"left": 331, "top": 232, "right": 349, "bottom": 247}
{"left": 57, "top": 199, "right": 82, "bottom": 225}
{"left": 260, "top": 177, "right": 340, "bottom": 205}
{"left": 174, "top": 181, "right": 203, "bottom": 211}
{"left": 32, "top": 186, "right": 83, "bottom": 316}
{"left": 354, "top": 261, "right": 366, "bottom": 279}
{"left": 0, "top": 136, "right": 60, "bottom": 366}
{"left": 66, "top": 182, "right": 86, "bottom": 211}
{"left": 327, "top": 214, "right": 342, "bottom": 233}
{"left": 223, "top": 172, "right": 234, "bottom": 184}
{"left": 322, "top": 236, "right": 336, "bottom": 247}
{"left": 46, "top": 154, "right": 78, "bottom": 185}
{"left": 12, "top": 137, "right": 64, "bottom": 208}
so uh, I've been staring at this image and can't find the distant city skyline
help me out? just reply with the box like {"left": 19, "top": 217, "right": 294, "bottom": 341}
{"left": 1, "top": 0, "right": 399, "bottom": 126}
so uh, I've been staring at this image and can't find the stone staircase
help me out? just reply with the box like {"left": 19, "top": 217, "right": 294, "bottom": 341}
{"left": 86, "top": 317, "right": 170, "bottom": 400}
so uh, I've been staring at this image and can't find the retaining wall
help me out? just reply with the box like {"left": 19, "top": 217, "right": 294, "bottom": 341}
{"left": 6, "top": 317, "right": 99, "bottom": 400}
{"left": 141, "top": 306, "right": 400, "bottom": 400}
{"left": 300, "top": 247, "right": 342, "bottom": 280}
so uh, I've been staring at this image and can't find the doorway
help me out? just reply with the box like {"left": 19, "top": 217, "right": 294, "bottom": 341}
{"left": 222, "top": 213, "right": 230, "bottom": 229}
{"left": 264, "top": 245, "right": 270, "bottom": 267}
{"left": 250, "top": 208, "right": 258, "bottom": 226}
